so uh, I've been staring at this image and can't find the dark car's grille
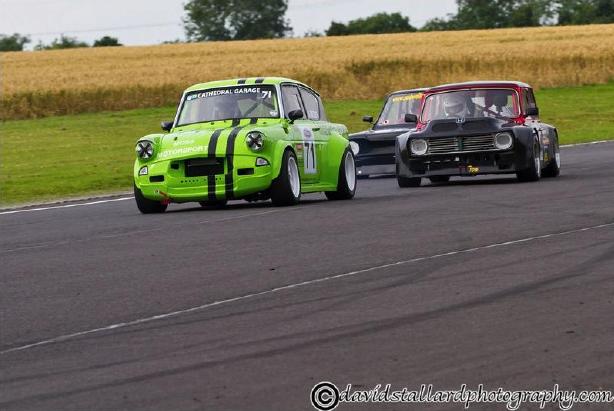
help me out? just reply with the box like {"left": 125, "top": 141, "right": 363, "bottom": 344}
{"left": 426, "top": 135, "right": 496, "bottom": 155}
{"left": 428, "top": 137, "right": 459, "bottom": 154}
{"left": 185, "top": 158, "right": 224, "bottom": 177}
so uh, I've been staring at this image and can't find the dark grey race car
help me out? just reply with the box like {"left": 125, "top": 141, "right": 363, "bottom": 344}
{"left": 349, "top": 88, "right": 427, "bottom": 178}
{"left": 396, "top": 81, "right": 561, "bottom": 187}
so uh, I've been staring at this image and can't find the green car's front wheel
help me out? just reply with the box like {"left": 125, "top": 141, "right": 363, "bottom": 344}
{"left": 326, "top": 148, "right": 357, "bottom": 201}
{"left": 271, "top": 149, "right": 301, "bottom": 207}
{"left": 134, "top": 184, "right": 168, "bottom": 214}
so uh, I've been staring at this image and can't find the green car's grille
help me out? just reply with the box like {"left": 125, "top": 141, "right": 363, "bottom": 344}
{"left": 184, "top": 158, "right": 225, "bottom": 177}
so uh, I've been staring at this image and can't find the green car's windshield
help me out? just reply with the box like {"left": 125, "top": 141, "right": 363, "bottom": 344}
{"left": 422, "top": 89, "right": 520, "bottom": 122}
{"left": 177, "top": 85, "right": 280, "bottom": 126}
{"left": 377, "top": 91, "right": 424, "bottom": 127}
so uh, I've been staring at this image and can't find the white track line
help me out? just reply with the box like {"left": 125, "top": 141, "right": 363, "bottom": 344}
{"left": 2, "top": 221, "right": 612, "bottom": 355}
{"left": 0, "top": 197, "right": 133, "bottom": 215}
{"left": 561, "top": 140, "right": 612, "bottom": 148}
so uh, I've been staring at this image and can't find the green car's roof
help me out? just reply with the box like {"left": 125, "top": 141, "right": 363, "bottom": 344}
{"left": 185, "top": 77, "right": 314, "bottom": 93}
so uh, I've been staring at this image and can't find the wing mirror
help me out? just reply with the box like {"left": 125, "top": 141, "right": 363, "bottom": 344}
{"left": 404, "top": 113, "right": 418, "bottom": 123}
{"left": 288, "top": 109, "right": 304, "bottom": 124}
{"left": 362, "top": 115, "right": 374, "bottom": 124}
{"left": 161, "top": 121, "right": 174, "bottom": 132}
{"left": 526, "top": 107, "right": 539, "bottom": 117}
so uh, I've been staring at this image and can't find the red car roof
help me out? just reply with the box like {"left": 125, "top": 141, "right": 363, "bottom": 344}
{"left": 427, "top": 81, "right": 531, "bottom": 94}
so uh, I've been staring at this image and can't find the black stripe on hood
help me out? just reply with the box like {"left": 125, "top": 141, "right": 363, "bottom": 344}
{"left": 225, "top": 126, "right": 245, "bottom": 199}
{"left": 207, "top": 129, "right": 224, "bottom": 202}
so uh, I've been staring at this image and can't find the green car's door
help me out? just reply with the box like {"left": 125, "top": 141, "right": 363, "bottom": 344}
{"left": 281, "top": 84, "right": 321, "bottom": 184}
{"left": 298, "top": 86, "right": 330, "bottom": 182}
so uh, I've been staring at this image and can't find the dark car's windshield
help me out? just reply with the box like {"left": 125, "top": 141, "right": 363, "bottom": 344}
{"left": 422, "top": 89, "right": 520, "bottom": 122}
{"left": 376, "top": 91, "right": 424, "bottom": 127}
{"left": 177, "top": 85, "right": 280, "bottom": 126}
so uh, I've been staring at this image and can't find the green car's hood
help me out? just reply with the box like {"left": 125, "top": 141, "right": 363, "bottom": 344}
{"left": 143, "top": 120, "right": 283, "bottom": 162}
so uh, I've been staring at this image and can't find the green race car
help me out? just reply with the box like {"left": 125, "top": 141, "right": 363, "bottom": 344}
{"left": 133, "top": 77, "right": 357, "bottom": 213}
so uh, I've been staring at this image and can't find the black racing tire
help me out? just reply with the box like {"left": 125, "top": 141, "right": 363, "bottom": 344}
{"left": 199, "top": 200, "right": 228, "bottom": 209}
{"left": 134, "top": 184, "right": 167, "bottom": 214}
{"left": 270, "top": 149, "right": 301, "bottom": 207}
{"left": 516, "top": 139, "right": 542, "bottom": 183}
{"left": 542, "top": 136, "right": 561, "bottom": 178}
{"left": 429, "top": 176, "right": 450, "bottom": 184}
{"left": 397, "top": 175, "right": 421, "bottom": 188}
{"left": 326, "top": 148, "right": 357, "bottom": 201}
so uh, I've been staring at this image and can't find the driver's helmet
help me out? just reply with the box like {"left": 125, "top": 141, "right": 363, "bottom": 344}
{"left": 443, "top": 93, "right": 466, "bottom": 117}
{"left": 215, "top": 96, "right": 239, "bottom": 119}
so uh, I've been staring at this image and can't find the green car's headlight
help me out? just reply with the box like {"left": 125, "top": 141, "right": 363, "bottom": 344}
{"left": 246, "top": 132, "right": 264, "bottom": 151}
{"left": 136, "top": 140, "right": 154, "bottom": 159}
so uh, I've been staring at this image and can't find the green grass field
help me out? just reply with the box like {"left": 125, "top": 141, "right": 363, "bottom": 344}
{"left": 1, "top": 83, "right": 613, "bottom": 206}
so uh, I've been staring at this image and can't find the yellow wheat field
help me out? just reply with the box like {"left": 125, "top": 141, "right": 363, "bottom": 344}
{"left": 2, "top": 24, "right": 614, "bottom": 119}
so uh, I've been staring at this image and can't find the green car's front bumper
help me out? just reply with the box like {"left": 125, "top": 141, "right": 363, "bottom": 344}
{"left": 135, "top": 154, "right": 273, "bottom": 203}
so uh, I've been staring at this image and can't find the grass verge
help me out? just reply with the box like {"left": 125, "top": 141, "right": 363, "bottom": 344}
{"left": 1, "top": 84, "right": 612, "bottom": 206}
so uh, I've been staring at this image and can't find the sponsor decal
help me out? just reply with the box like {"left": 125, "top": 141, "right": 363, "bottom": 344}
{"left": 186, "top": 87, "right": 270, "bottom": 101}
{"left": 300, "top": 127, "right": 317, "bottom": 174}
{"left": 468, "top": 165, "right": 480, "bottom": 174}
{"left": 392, "top": 93, "right": 423, "bottom": 103}
{"left": 159, "top": 146, "right": 207, "bottom": 158}
{"left": 173, "top": 139, "right": 195, "bottom": 146}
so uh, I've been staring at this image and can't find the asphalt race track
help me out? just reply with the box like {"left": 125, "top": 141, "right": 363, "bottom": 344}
{"left": 1, "top": 142, "right": 613, "bottom": 411}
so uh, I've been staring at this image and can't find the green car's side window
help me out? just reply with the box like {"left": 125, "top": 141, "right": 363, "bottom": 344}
{"left": 299, "top": 88, "right": 321, "bottom": 121}
{"left": 281, "top": 85, "right": 305, "bottom": 118}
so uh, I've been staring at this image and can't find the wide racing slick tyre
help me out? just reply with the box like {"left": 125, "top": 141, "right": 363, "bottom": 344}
{"left": 516, "top": 139, "right": 542, "bottom": 183}
{"left": 271, "top": 149, "right": 301, "bottom": 207}
{"left": 542, "top": 136, "right": 561, "bottom": 178}
{"left": 326, "top": 148, "right": 357, "bottom": 201}
{"left": 397, "top": 175, "right": 421, "bottom": 188}
{"left": 134, "top": 184, "right": 168, "bottom": 214}
{"left": 199, "top": 200, "right": 228, "bottom": 209}
{"left": 429, "top": 176, "right": 450, "bottom": 184}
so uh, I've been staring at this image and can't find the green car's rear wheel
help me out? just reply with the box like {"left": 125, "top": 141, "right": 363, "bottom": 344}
{"left": 134, "top": 184, "right": 167, "bottom": 214}
{"left": 326, "top": 148, "right": 356, "bottom": 201}
{"left": 271, "top": 149, "right": 301, "bottom": 207}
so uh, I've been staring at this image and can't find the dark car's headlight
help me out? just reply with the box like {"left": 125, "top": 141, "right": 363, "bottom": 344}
{"left": 495, "top": 132, "right": 513, "bottom": 150}
{"left": 246, "top": 132, "right": 264, "bottom": 151}
{"left": 410, "top": 139, "right": 428, "bottom": 156}
{"left": 136, "top": 140, "right": 154, "bottom": 159}
{"left": 349, "top": 141, "right": 360, "bottom": 155}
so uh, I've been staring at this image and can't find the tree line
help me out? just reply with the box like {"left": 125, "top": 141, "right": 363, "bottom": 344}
{"left": 2, "top": 0, "right": 613, "bottom": 51}
{"left": 0, "top": 34, "right": 121, "bottom": 52}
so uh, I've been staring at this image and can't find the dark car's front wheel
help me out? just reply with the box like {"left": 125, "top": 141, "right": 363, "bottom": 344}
{"left": 542, "top": 136, "right": 561, "bottom": 178}
{"left": 397, "top": 175, "right": 421, "bottom": 188}
{"left": 396, "top": 163, "right": 421, "bottom": 188}
{"left": 134, "top": 184, "right": 167, "bottom": 214}
{"left": 271, "top": 149, "right": 301, "bottom": 207}
{"left": 326, "top": 148, "right": 357, "bottom": 201}
{"left": 517, "top": 140, "right": 542, "bottom": 183}
{"left": 429, "top": 176, "right": 450, "bottom": 184}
